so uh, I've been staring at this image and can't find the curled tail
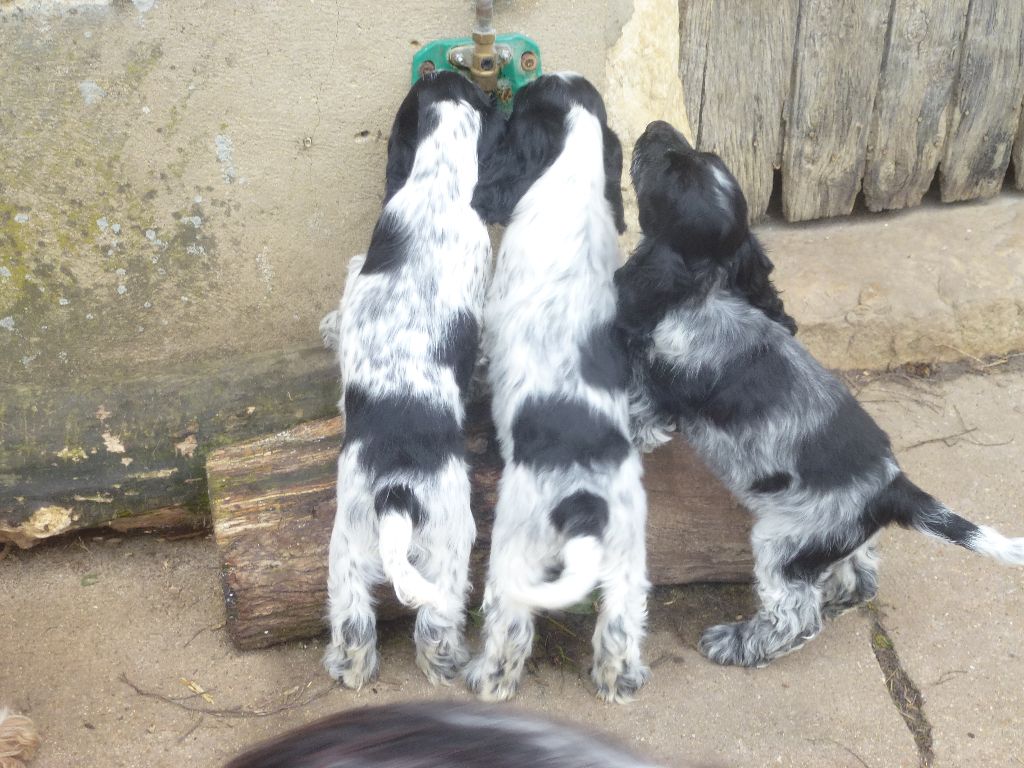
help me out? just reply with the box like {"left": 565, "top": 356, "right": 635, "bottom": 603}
{"left": 375, "top": 485, "right": 448, "bottom": 612}
{"left": 880, "top": 473, "right": 1024, "bottom": 565}
{"left": 505, "top": 492, "right": 608, "bottom": 611}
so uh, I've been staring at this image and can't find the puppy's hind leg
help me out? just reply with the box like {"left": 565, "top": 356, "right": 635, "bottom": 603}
{"left": 700, "top": 524, "right": 826, "bottom": 668}
{"left": 324, "top": 454, "right": 380, "bottom": 689}
{"left": 591, "top": 562, "right": 651, "bottom": 703}
{"left": 412, "top": 466, "right": 475, "bottom": 685}
{"left": 465, "top": 587, "right": 535, "bottom": 702}
{"left": 822, "top": 535, "right": 880, "bottom": 619}
{"left": 591, "top": 474, "right": 651, "bottom": 703}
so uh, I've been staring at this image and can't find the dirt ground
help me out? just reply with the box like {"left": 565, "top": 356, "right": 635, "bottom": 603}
{"left": 4, "top": 363, "right": 1024, "bottom": 768}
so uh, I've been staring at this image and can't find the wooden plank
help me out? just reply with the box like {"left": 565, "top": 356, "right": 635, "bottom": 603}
{"left": 0, "top": 347, "right": 338, "bottom": 548}
{"left": 207, "top": 404, "right": 752, "bottom": 651}
{"left": 782, "top": 0, "right": 892, "bottom": 222}
{"left": 677, "top": 0, "right": 714, "bottom": 140}
{"left": 940, "top": 1, "right": 1024, "bottom": 202}
{"left": 863, "top": 0, "right": 970, "bottom": 211}
{"left": 695, "top": 0, "right": 798, "bottom": 220}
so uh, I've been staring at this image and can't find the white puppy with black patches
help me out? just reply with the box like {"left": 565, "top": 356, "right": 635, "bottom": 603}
{"left": 465, "top": 74, "right": 650, "bottom": 703}
{"left": 322, "top": 72, "right": 503, "bottom": 689}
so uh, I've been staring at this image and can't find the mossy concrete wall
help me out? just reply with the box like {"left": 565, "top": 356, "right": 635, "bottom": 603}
{"left": 0, "top": 0, "right": 617, "bottom": 388}
{"left": 1, "top": 0, "right": 668, "bottom": 541}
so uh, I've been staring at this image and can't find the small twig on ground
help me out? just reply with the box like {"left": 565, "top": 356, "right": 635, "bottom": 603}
{"left": 542, "top": 614, "right": 580, "bottom": 639}
{"left": 930, "top": 669, "right": 968, "bottom": 687}
{"left": 120, "top": 673, "right": 334, "bottom": 718}
{"left": 183, "top": 622, "right": 226, "bottom": 649}
{"left": 805, "top": 737, "right": 872, "bottom": 768}
{"left": 900, "top": 427, "right": 977, "bottom": 453}
{"left": 177, "top": 714, "right": 205, "bottom": 743}
{"left": 0, "top": 542, "right": 13, "bottom": 562}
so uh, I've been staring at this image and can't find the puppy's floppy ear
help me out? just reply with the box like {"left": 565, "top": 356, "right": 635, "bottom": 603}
{"left": 473, "top": 108, "right": 565, "bottom": 225}
{"left": 383, "top": 86, "right": 422, "bottom": 204}
{"left": 614, "top": 239, "right": 690, "bottom": 338}
{"left": 729, "top": 233, "right": 797, "bottom": 335}
{"left": 602, "top": 124, "right": 627, "bottom": 234}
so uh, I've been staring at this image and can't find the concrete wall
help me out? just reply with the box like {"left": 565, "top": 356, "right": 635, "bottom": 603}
{"left": 0, "top": 0, "right": 693, "bottom": 539}
{"left": 0, "top": 0, "right": 626, "bottom": 387}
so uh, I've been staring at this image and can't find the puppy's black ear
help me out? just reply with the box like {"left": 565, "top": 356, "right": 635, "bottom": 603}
{"left": 473, "top": 109, "right": 564, "bottom": 225}
{"left": 602, "top": 124, "right": 626, "bottom": 234}
{"left": 729, "top": 233, "right": 797, "bottom": 335}
{"left": 383, "top": 86, "right": 422, "bottom": 204}
{"left": 614, "top": 239, "right": 689, "bottom": 338}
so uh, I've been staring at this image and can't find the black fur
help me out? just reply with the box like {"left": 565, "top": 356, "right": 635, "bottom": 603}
{"left": 374, "top": 484, "right": 426, "bottom": 527}
{"left": 618, "top": 120, "right": 795, "bottom": 335}
{"left": 511, "top": 396, "right": 631, "bottom": 470}
{"left": 796, "top": 396, "right": 891, "bottom": 491}
{"left": 550, "top": 491, "right": 610, "bottom": 539}
{"left": 472, "top": 74, "right": 626, "bottom": 231}
{"left": 749, "top": 472, "right": 792, "bottom": 495}
{"left": 361, "top": 211, "right": 412, "bottom": 275}
{"left": 579, "top": 323, "right": 630, "bottom": 392}
{"left": 432, "top": 310, "right": 480, "bottom": 395}
{"left": 344, "top": 387, "right": 463, "bottom": 477}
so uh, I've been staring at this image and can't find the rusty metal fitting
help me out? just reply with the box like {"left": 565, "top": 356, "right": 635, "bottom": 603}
{"left": 521, "top": 50, "right": 537, "bottom": 72}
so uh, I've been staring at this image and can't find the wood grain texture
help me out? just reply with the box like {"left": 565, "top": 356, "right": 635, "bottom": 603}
{"left": 677, "top": 0, "right": 714, "bottom": 138}
{"left": 863, "top": 0, "right": 970, "bottom": 211}
{"left": 693, "top": 0, "right": 798, "bottom": 220}
{"left": 782, "top": 0, "right": 892, "bottom": 222}
{"left": 207, "top": 403, "right": 753, "bottom": 651}
{"left": 940, "top": 0, "right": 1024, "bottom": 202}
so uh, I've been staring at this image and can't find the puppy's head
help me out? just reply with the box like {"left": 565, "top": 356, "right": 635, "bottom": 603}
{"left": 384, "top": 71, "right": 505, "bottom": 204}
{"left": 473, "top": 73, "right": 626, "bottom": 231}
{"left": 616, "top": 120, "right": 796, "bottom": 336}
{"left": 631, "top": 120, "right": 748, "bottom": 254}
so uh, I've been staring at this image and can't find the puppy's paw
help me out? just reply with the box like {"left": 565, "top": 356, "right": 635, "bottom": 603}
{"left": 699, "top": 621, "right": 762, "bottom": 668}
{"left": 464, "top": 657, "right": 520, "bottom": 702}
{"left": 416, "top": 640, "right": 470, "bottom": 687}
{"left": 323, "top": 642, "right": 379, "bottom": 690}
{"left": 592, "top": 659, "right": 650, "bottom": 704}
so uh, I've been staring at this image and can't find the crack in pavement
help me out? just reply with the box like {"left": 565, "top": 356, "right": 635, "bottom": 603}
{"left": 864, "top": 602, "right": 934, "bottom": 767}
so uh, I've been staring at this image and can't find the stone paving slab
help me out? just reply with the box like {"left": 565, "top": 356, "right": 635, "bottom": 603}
{"left": 763, "top": 193, "right": 1024, "bottom": 371}
{"left": 1, "top": 538, "right": 917, "bottom": 767}
{"left": 861, "top": 366, "right": 1024, "bottom": 766}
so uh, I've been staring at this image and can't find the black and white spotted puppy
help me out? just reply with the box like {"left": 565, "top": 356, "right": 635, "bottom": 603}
{"left": 322, "top": 72, "right": 504, "bottom": 689}
{"left": 616, "top": 119, "right": 1024, "bottom": 669}
{"left": 465, "top": 74, "right": 650, "bottom": 703}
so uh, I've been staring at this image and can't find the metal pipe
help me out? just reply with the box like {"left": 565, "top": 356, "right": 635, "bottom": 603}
{"left": 470, "top": 0, "right": 497, "bottom": 92}
{"left": 474, "top": 0, "right": 494, "bottom": 35}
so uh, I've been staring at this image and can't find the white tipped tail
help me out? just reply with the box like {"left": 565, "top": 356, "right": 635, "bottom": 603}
{"left": 504, "top": 536, "right": 604, "bottom": 611}
{"left": 378, "top": 513, "right": 448, "bottom": 613}
{"left": 967, "top": 525, "right": 1024, "bottom": 565}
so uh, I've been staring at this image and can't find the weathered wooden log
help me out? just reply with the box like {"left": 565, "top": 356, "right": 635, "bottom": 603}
{"left": 939, "top": 1, "right": 1024, "bottom": 202}
{"left": 863, "top": 0, "right": 970, "bottom": 212}
{"left": 208, "top": 400, "right": 753, "bottom": 651}
{"left": 781, "top": 0, "right": 891, "bottom": 222}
